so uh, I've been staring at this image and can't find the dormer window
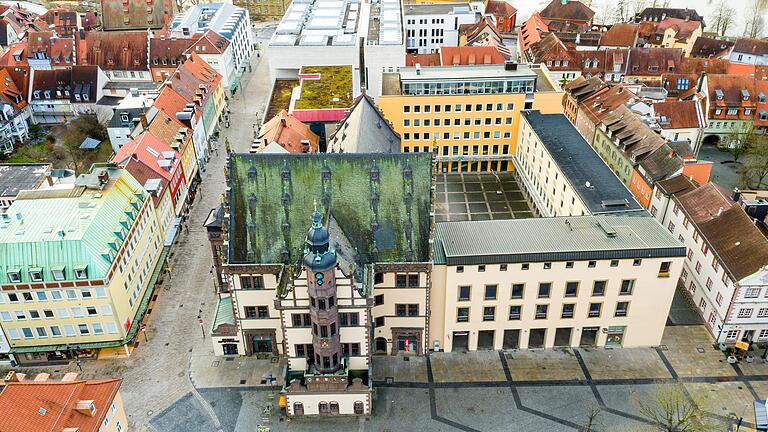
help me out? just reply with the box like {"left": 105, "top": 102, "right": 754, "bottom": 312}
{"left": 6, "top": 268, "right": 20, "bottom": 283}
{"left": 33, "top": 90, "right": 40, "bottom": 99}
{"left": 715, "top": 89, "right": 724, "bottom": 100}
{"left": 648, "top": 65, "right": 658, "bottom": 72}
{"left": 44, "top": 90, "right": 51, "bottom": 99}
{"left": 121, "top": 113, "right": 129, "bottom": 122}
{"left": 152, "top": 58, "right": 158, "bottom": 65}
{"left": 162, "top": 58, "right": 167, "bottom": 65}
{"left": 742, "top": 89, "right": 751, "bottom": 101}
{"left": 29, "top": 268, "right": 42, "bottom": 282}
{"left": 74, "top": 265, "right": 88, "bottom": 280}
{"left": 51, "top": 266, "right": 65, "bottom": 281}
{"left": 83, "top": 93, "right": 89, "bottom": 101}
{"left": 760, "top": 93, "right": 766, "bottom": 103}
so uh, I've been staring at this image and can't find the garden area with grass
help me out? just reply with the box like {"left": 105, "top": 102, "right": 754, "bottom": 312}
{"left": 1, "top": 114, "right": 113, "bottom": 174}
{"left": 295, "top": 66, "right": 353, "bottom": 110}
{"left": 266, "top": 79, "right": 299, "bottom": 120}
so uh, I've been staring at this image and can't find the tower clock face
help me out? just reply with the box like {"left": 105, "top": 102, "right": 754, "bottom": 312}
{"left": 315, "top": 272, "right": 324, "bottom": 279}
{"left": 317, "top": 280, "right": 323, "bottom": 286}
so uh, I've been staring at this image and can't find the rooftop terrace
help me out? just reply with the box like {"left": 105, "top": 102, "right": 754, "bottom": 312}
{"left": 294, "top": 66, "right": 354, "bottom": 110}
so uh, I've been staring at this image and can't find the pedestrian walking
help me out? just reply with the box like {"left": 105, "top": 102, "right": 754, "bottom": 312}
{"left": 75, "top": 358, "right": 82, "bottom": 372}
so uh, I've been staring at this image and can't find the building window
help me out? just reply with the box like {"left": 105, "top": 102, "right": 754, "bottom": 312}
{"left": 759, "top": 308, "right": 768, "bottom": 318}
{"left": 457, "top": 307, "right": 470, "bottom": 322}
{"left": 484, "top": 284, "right": 497, "bottom": 300}
{"left": 561, "top": 303, "right": 575, "bottom": 319}
{"left": 483, "top": 306, "right": 495, "bottom": 321}
{"left": 456, "top": 266, "right": 464, "bottom": 273}
{"left": 615, "top": 302, "right": 629, "bottom": 317}
{"left": 292, "top": 313, "right": 311, "bottom": 327}
{"left": 511, "top": 283, "right": 524, "bottom": 299}
{"left": 538, "top": 282, "right": 551, "bottom": 298}
{"left": 588, "top": 261, "right": 596, "bottom": 268}
{"left": 695, "top": 261, "right": 702, "bottom": 274}
{"left": 543, "top": 262, "right": 552, "bottom": 269}
{"left": 500, "top": 264, "right": 508, "bottom": 271}
{"left": 509, "top": 305, "right": 521, "bottom": 320}
{"left": 738, "top": 308, "right": 753, "bottom": 319}
{"left": 339, "top": 312, "right": 359, "bottom": 327}
{"left": 658, "top": 261, "right": 671, "bottom": 277}
{"left": 245, "top": 306, "right": 269, "bottom": 319}
{"left": 745, "top": 288, "right": 761, "bottom": 298}
{"left": 619, "top": 280, "right": 634, "bottom": 295}
{"left": 396, "top": 304, "right": 419, "bottom": 317}
{"left": 535, "top": 304, "right": 548, "bottom": 319}
{"left": 240, "top": 275, "right": 264, "bottom": 290}
{"left": 564, "top": 282, "right": 579, "bottom": 297}
{"left": 592, "top": 281, "right": 606, "bottom": 296}
{"left": 395, "top": 274, "right": 419, "bottom": 288}
{"left": 458, "top": 286, "right": 471, "bottom": 301}
{"left": 610, "top": 260, "right": 619, "bottom": 267}
{"left": 725, "top": 330, "right": 739, "bottom": 340}
{"left": 374, "top": 294, "right": 384, "bottom": 306}
{"left": 522, "top": 263, "right": 530, "bottom": 270}
{"left": 588, "top": 303, "right": 602, "bottom": 318}
{"left": 375, "top": 317, "right": 385, "bottom": 327}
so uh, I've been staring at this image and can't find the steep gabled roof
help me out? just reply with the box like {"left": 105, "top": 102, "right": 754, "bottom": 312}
{"left": 150, "top": 36, "right": 195, "bottom": 67}
{"left": 636, "top": 7, "right": 705, "bottom": 26}
{"left": 485, "top": 0, "right": 517, "bottom": 18}
{"left": 440, "top": 46, "right": 505, "bottom": 65}
{"left": 100, "top": 0, "right": 174, "bottom": 30}
{"left": 405, "top": 52, "right": 440, "bottom": 67}
{"left": 626, "top": 47, "right": 682, "bottom": 76}
{"left": 690, "top": 37, "right": 734, "bottom": 58}
{"left": 257, "top": 110, "right": 319, "bottom": 153}
{"left": 654, "top": 100, "right": 705, "bottom": 129}
{"left": 656, "top": 175, "right": 697, "bottom": 196}
{"left": 82, "top": 30, "right": 148, "bottom": 71}
{"left": 656, "top": 17, "right": 701, "bottom": 40}
{"left": 638, "top": 143, "right": 683, "bottom": 182}
{"left": 599, "top": 23, "right": 639, "bottom": 47}
{"left": 733, "top": 38, "right": 768, "bottom": 56}
{"left": 0, "top": 68, "right": 26, "bottom": 110}
{"left": 539, "top": 0, "right": 595, "bottom": 22}
{"left": 113, "top": 131, "right": 181, "bottom": 182}
{"left": 327, "top": 94, "right": 400, "bottom": 154}
{"left": 184, "top": 30, "right": 229, "bottom": 55}
{"left": 676, "top": 182, "right": 731, "bottom": 223}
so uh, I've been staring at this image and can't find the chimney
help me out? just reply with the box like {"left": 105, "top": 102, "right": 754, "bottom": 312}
{"left": 97, "top": 170, "right": 109, "bottom": 185}
{"left": 280, "top": 114, "right": 286, "bottom": 126}
{"left": 415, "top": 64, "right": 421, "bottom": 75}
{"left": 74, "top": 400, "right": 96, "bottom": 416}
{"left": 717, "top": 207, "right": 723, "bottom": 217}
{"left": 139, "top": 113, "right": 148, "bottom": 129}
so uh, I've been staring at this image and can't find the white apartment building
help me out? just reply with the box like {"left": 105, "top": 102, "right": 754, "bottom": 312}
{"left": 432, "top": 216, "right": 686, "bottom": 351}
{"left": 514, "top": 111, "right": 645, "bottom": 217}
{"left": 650, "top": 176, "right": 768, "bottom": 345}
{"left": 403, "top": 4, "right": 478, "bottom": 54}
{"left": 170, "top": 3, "right": 252, "bottom": 81}
{"left": 267, "top": 0, "right": 405, "bottom": 100}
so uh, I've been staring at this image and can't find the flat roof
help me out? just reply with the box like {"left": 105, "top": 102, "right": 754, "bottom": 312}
{"left": 523, "top": 111, "right": 644, "bottom": 216}
{"left": 403, "top": 3, "right": 472, "bottom": 15}
{"left": 434, "top": 173, "right": 533, "bottom": 222}
{"left": 0, "top": 164, "right": 50, "bottom": 198}
{"left": 434, "top": 216, "right": 686, "bottom": 265}
{"left": 295, "top": 65, "right": 354, "bottom": 109}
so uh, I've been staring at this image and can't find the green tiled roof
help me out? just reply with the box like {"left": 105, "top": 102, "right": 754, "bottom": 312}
{"left": 0, "top": 166, "right": 147, "bottom": 283}
{"left": 228, "top": 153, "right": 433, "bottom": 265}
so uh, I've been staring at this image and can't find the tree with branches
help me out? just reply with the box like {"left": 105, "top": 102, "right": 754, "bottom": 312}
{"left": 744, "top": 0, "right": 768, "bottom": 38}
{"left": 580, "top": 403, "right": 604, "bottom": 432}
{"left": 637, "top": 384, "right": 717, "bottom": 432}
{"left": 712, "top": 0, "right": 737, "bottom": 36}
{"left": 739, "top": 133, "right": 768, "bottom": 188}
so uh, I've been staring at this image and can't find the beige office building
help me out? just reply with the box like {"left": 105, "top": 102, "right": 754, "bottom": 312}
{"left": 432, "top": 216, "right": 686, "bottom": 351}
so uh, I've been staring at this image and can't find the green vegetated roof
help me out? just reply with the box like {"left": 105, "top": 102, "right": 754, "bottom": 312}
{"left": 295, "top": 66, "right": 354, "bottom": 110}
{"left": 0, "top": 166, "right": 146, "bottom": 283}
{"left": 228, "top": 153, "right": 433, "bottom": 265}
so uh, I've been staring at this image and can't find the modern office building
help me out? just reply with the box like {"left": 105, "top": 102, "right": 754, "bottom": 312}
{"left": 170, "top": 3, "right": 252, "bottom": 87}
{"left": 267, "top": 0, "right": 405, "bottom": 99}
{"left": 377, "top": 63, "right": 564, "bottom": 172}
{"left": 403, "top": 3, "right": 478, "bottom": 54}
{"left": 0, "top": 165, "right": 165, "bottom": 364}
{"left": 514, "top": 111, "right": 644, "bottom": 217}
{"left": 432, "top": 216, "right": 685, "bottom": 351}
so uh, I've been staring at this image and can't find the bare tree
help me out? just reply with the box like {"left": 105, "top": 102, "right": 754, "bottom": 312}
{"left": 740, "top": 133, "right": 768, "bottom": 187}
{"left": 637, "top": 384, "right": 717, "bottom": 432}
{"left": 744, "top": 0, "right": 768, "bottom": 38}
{"left": 595, "top": 0, "right": 616, "bottom": 24}
{"left": 712, "top": 0, "right": 737, "bottom": 36}
{"left": 629, "top": 0, "right": 649, "bottom": 19}
{"left": 581, "top": 403, "right": 604, "bottom": 432}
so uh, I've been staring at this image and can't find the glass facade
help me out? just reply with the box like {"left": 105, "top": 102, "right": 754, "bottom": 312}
{"left": 402, "top": 79, "right": 536, "bottom": 96}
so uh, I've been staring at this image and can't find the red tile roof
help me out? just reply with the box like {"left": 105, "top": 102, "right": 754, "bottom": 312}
{"left": 150, "top": 36, "right": 195, "bottom": 67}
{"left": 654, "top": 100, "right": 704, "bottom": 129}
{"left": 485, "top": 0, "right": 516, "bottom": 18}
{"left": 754, "top": 80, "right": 768, "bottom": 127}
{"left": 184, "top": 30, "right": 229, "bottom": 55}
{"left": 153, "top": 85, "right": 188, "bottom": 118}
{"left": 627, "top": 47, "right": 682, "bottom": 76}
{"left": 82, "top": 30, "right": 149, "bottom": 71}
{"left": 733, "top": 37, "right": 768, "bottom": 56}
{"left": 51, "top": 38, "right": 76, "bottom": 66}
{"left": 0, "top": 379, "right": 122, "bottom": 432}
{"left": 100, "top": 0, "right": 174, "bottom": 30}
{"left": 258, "top": 110, "right": 319, "bottom": 153}
{"left": 0, "top": 67, "right": 27, "bottom": 110}
{"left": 440, "top": 46, "right": 505, "bottom": 65}
{"left": 0, "top": 42, "right": 28, "bottom": 68}
{"left": 728, "top": 63, "right": 756, "bottom": 76}
{"left": 539, "top": 0, "right": 595, "bottom": 22}
{"left": 405, "top": 52, "right": 439, "bottom": 67}
{"left": 707, "top": 74, "right": 757, "bottom": 119}
{"left": 599, "top": 23, "right": 639, "bottom": 47}
{"left": 459, "top": 16, "right": 500, "bottom": 44}
{"left": 679, "top": 57, "right": 729, "bottom": 74}
{"left": 690, "top": 37, "right": 733, "bottom": 58}
{"left": 113, "top": 131, "right": 181, "bottom": 182}
{"left": 40, "top": 8, "right": 78, "bottom": 37}
{"left": 518, "top": 12, "right": 546, "bottom": 52}
{"left": 656, "top": 17, "right": 701, "bottom": 40}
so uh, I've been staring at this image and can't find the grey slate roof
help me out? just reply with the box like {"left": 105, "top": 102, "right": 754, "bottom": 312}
{"left": 327, "top": 95, "right": 401, "bottom": 154}
{"left": 434, "top": 216, "right": 686, "bottom": 265}
{"left": 523, "top": 111, "right": 644, "bottom": 216}
{"left": 108, "top": 107, "right": 145, "bottom": 129}
{"left": 0, "top": 164, "right": 50, "bottom": 198}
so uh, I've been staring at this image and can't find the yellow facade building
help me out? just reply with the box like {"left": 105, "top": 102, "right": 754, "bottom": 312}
{"left": 377, "top": 63, "right": 563, "bottom": 173}
{"left": 0, "top": 165, "right": 165, "bottom": 365}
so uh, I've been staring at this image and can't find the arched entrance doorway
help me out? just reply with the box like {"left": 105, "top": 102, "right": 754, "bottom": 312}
{"left": 702, "top": 134, "right": 721, "bottom": 147}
